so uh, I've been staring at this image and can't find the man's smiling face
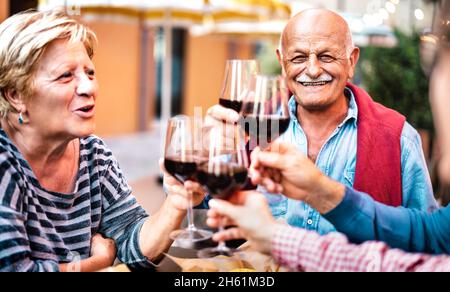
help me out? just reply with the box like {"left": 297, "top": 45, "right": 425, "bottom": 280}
{"left": 279, "top": 9, "right": 360, "bottom": 111}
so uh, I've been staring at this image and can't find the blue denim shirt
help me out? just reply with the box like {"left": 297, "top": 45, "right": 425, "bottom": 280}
{"left": 264, "top": 88, "right": 437, "bottom": 235}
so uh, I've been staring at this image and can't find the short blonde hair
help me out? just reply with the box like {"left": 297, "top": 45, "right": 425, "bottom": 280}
{"left": 0, "top": 9, "right": 97, "bottom": 118}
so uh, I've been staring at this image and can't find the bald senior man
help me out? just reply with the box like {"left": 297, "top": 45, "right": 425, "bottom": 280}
{"left": 270, "top": 9, "right": 437, "bottom": 233}
{"left": 194, "top": 8, "right": 437, "bottom": 235}
{"left": 162, "top": 9, "right": 437, "bottom": 235}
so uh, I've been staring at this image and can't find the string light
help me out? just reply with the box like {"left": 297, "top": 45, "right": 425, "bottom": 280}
{"left": 414, "top": 8, "right": 425, "bottom": 21}
{"left": 385, "top": 1, "right": 396, "bottom": 14}
{"left": 379, "top": 8, "right": 389, "bottom": 20}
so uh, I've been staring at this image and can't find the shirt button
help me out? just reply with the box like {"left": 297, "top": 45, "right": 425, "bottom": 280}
{"left": 307, "top": 219, "right": 313, "bottom": 225}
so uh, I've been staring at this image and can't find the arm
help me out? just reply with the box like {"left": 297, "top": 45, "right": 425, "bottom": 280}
{"left": 324, "top": 187, "right": 450, "bottom": 254}
{"left": 98, "top": 156, "right": 189, "bottom": 268}
{"left": 138, "top": 198, "right": 185, "bottom": 261}
{"left": 59, "top": 234, "right": 116, "bottom": 272}
{"left": 59, "top": 259, "right": 105, "bottom": 273}
{"left": 206, "top": 191, "right": 450, "bottom": 272}
{"left": 250, "top": 141, "right": 450, "bottom": 254}
{"left": 0, "top": 206, "right": 60, "bottom": 272}
{"left": 272, "top": 224, "right": 450, "bottom": 272}
{"left": 0, "top": 161, "right": 117, "bottom": 272}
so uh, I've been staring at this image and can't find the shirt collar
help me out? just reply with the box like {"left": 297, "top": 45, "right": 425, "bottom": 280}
{"left": 288, "top": 87, "right": 359, "bottom": 127}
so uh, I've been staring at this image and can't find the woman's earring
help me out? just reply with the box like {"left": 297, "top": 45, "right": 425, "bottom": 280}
{"left": 18, "top": 113, "right": 24, "bottom": 125}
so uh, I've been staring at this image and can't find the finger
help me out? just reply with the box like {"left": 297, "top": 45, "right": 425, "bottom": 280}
{"left": 184, "top": 181, "right": 204, "bottom": 193}
{"left": 165, "top": 175, "right": 182, "bottom": 187}
{"left": 206, "top": 208, "right": 220, "bottom": 220}
{"left": 159, "top": 158, "right": 166, "bottom": 173}
{"left": 206, "top": 217, "right": 220, "bottom": 228}
{"left": 261, "top": 177, "right": 278, "bottom": 193}
{"left": 256, "top": 151, "right": 288, "bottom": 170}
{"left": 171, "top": 185, "right": 188, "bottom": 197}
{"left": 206, "top": 217, "right": 235, "bottom": 229}
{"left": 266, "top": 168, "right": 282, "bottom": 184}
{"left": 212, "top": 228, "right": 246, "bottom": 242}
{"left": 226, "top": 191, "right": 258, "bottom": 206}
{"left": 275, "top": 184, "right": 284, "bottom": 194}
{"left": 250, "top": 147, "right": 262, "bottom": 168}
{"left": 160, "top": 159, "right": 183, "bottom": 187}
{"left": 206, "top": 208, "right": 234, "bottom": 227}
{"left": 91, "top": 233, "right": 103, "bottom": 241}
{"left": 249, "top": 167, "right": 263, "bottom": 185}
{"left": 266, "top": 141, "right": 291, "bottom": 154}
{"left": 208, "top": 199, "right": 243, "bottom": 221}
{"left": 206, "top": 105, "right": 240, "bottom": 123}
{"left": 170, "top": 194, "right": 189, "bottom": 210}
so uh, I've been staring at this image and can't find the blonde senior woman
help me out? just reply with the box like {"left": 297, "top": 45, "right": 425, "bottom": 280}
{"left": 0, "top": 10, "right": 197, "bottom": 272}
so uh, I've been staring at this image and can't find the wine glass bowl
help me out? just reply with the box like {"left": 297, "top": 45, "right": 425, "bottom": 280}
{"left": 164, "top": 115, "right": 213, "bottom": 244}
{"left": 218, "top": 59, "right": 260, "bottom": 112}
{"left": 197, "top": 123, "right": 249, "bottom": 258}
{"left": 197, "top": 159, "right": 248, "bottom": 201}
{"left": 239, "top": 75, "right": 291, "bottom": 150}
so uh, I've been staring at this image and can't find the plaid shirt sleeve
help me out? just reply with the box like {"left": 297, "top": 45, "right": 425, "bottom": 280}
{"left": 271, "top": 225, "right": 450, "bottom": 272}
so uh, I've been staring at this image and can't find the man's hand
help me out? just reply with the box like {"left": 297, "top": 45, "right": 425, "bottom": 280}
{"left": 206, "top": 191, "right": 280, "bottom": 255}
{"left": 160, "top": 159, "right": 206, "bottom": 211}
{"left": 250, "top": 142, "right": 346, "bottom": 214}
{"left": 205, "top": 104, "right": 240, "bottom": 125}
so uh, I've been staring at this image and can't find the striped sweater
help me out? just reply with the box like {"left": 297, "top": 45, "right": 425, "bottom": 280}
{"left": 0, "top": 129, "right": 153, "bottom": 272}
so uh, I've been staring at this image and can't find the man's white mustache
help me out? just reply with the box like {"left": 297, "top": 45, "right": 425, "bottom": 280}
{"left": 296, "top": 73, "right": 333, "bottom": 83}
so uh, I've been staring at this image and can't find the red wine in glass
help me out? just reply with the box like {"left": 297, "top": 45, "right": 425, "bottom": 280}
{"left": 164, "top": 116, "right": 213, "bottom": 244}
{"left": 164, "top": 156, "right": 197, "bottom": 184}
{"left": 197, "top": 123, "right": 249, "bottom": 258}
{"left": 218, "top": 60, "right": 259, "bottom": 112}
{"left": 240, "top": 75, "right": 290, "bottom": 150}
{"left": 219, "top": 98, "right": 243, "bottom": 113}
{"left": 240, "top": 115, "right": 290, "bottom": 149}
{"left": 197, "top": 163, "right": 248, "bottom": 200}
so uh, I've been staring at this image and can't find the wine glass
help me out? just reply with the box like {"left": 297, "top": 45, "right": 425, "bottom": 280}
{"left": 164, "top": 116, "right": 213, "bottom": 245}
{"left": 197, "top": 122, "right": 249, "bottom": 258}
{"left": 239, "top": 75, "right": 290, "bottom": 150}
{"left": 218, "top": 59, "right": 260, "bottom": 112}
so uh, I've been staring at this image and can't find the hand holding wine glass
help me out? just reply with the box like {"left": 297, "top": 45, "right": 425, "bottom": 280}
{"left": 197, "top": 122, "right": 249, "bottom": 258}
{"left": 239, "top": 75, "right": 291, "bottom": 150}
{"left": 160, "top": 160, "right": 206, "bottom": 210}
{"left": 163, "top": 116, "right": 213, "bottom": 244}
{"left": 218, "top": 59, "right": 260, "bottom": 112}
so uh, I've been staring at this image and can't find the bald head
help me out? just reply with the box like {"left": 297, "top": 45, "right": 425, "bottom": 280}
{"left": 279, "top": 9, "right": 354, "bottom": 58}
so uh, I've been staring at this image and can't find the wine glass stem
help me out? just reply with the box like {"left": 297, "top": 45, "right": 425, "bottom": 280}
{"left": 187, "top": 191, "right": 196, "bottom": 233}
{"left": 217, "top": 221, "right": 227, "bottom": 251}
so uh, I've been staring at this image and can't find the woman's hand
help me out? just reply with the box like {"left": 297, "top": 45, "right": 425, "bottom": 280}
{"left": 159, "top": 159, "right": 206, "bottom": 211}
{"left": 59, "top": 234, "right": 116, "bottom": 272}
{"left": 250, "top": 142, "right": 346, "bottom": 214}
{"left": 206, "top": 191, "right": 280, "bottom": 255}
{"left": 90, "top": 234, "right": 117, "bottom": 266}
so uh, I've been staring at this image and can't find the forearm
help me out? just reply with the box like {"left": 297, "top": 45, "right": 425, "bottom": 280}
{"left": 271, "top": 224, "right": 450, "bottom": 272}
{"left": 59, "top": 256, "right": 114, "bottom": 272}
{"left": 324, "top": 187, "right": 450, "bottom": 254}
{"left": 305, "top": 174, "right": 346, "bottom": 214}
{"left": 138, "top": 199, "right": 185, "bottom": 261}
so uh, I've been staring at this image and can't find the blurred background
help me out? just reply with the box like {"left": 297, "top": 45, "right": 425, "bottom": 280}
{"left": 1, "top": 0, "right": 446, "bottom": 212}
